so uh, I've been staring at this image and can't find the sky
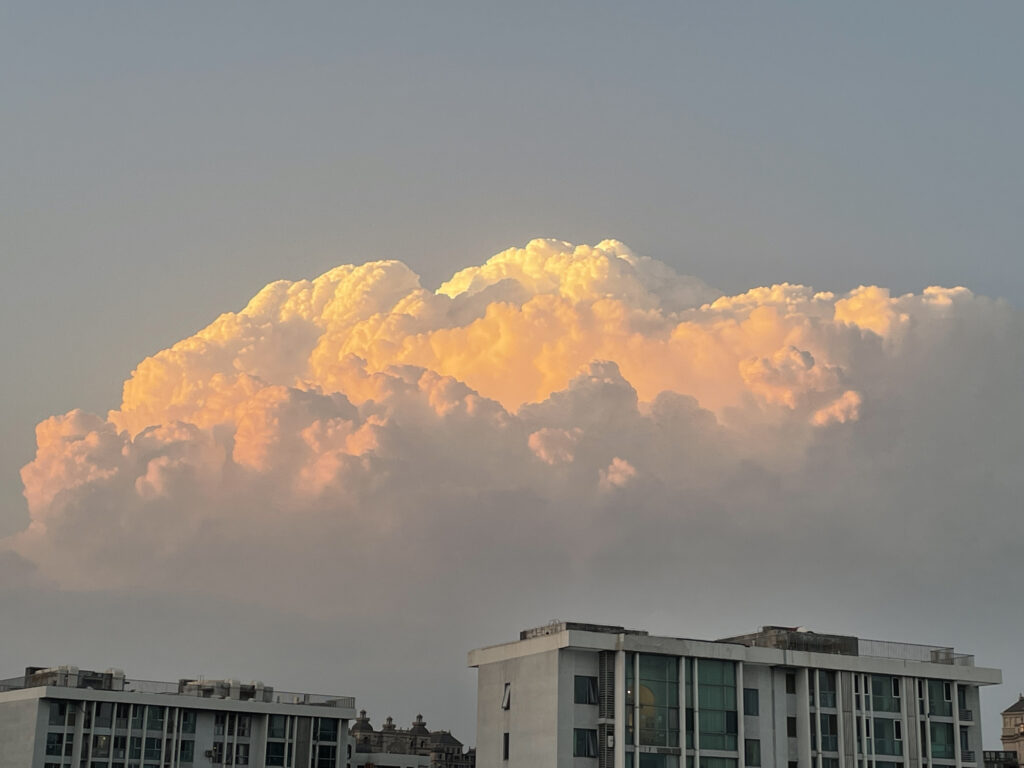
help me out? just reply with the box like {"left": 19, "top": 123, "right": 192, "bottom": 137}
{"left": 2, "top": 0, "right": 1023, "bottom": 747}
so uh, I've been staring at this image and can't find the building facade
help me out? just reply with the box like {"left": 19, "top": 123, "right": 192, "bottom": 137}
{"left": 468, "top": 622, "right": 1001, "bottom": 768}
{"left": 348, "top": 710, "right": 475, "bottom": 768}
{"left": 0, "top": 665, "right": 356, "bottom": 768}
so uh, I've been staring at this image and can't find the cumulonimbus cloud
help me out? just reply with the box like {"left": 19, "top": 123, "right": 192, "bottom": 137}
{"left": 8, "top": 238, "right": 1023, "bottom": 607}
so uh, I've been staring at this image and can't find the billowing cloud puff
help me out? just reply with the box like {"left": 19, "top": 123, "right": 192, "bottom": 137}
{"left": 7, "top": 238, "right": 1024, "bottom": 622}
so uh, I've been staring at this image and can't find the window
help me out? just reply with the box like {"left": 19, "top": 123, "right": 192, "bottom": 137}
{"left": 958, "top": 686, "right": 968, "bottom": 710}
{"left": 93, "top": 735, "right": 111, "bottom": 758}
{"left": 96, "top": 702, "right": 114, "bottom": 729}
{"left": 237, "top": 714, "right": 251, "bottom": 737}
{"left": 113, "top": 735, "right": 127, "bottom": 759}
{"left": 872, "top": 676, "right": 900, "bottom": 713}
{"left": 49, "top": 701, "right": 68, "bottom": 726}
{"left": 146, "top": 707, "right": 164, "bottom": 731}
{"left": 744, "top": 688, "right": 759, "bottom": 716}
{"left": 181, "top": 711, "right": 197, "bottom": 734}
{"left": 931, "top": 722, "right": 955, "bottom": 759}
{"left": 501, "top": 682, "right": 511, "bottom": 710}
{"left": 874, "top": 718, "right": 904, "bottom": 756}
{"left": 266, "top": 742, "right": 286, "bottom": 767}
{"left": 179, "top": 741, "right": 194, "bottom": 763}
{"left": 314, "top": 745, "right": 334, "bottom": 768}
{"left": 894, "top": 721, "right": 903, "bottom": 741}
{"left": 786, "top": 673, "right": 797, "bottom": 694}
{"left": 46, "top": 733, "right": 64, "bottom": 756}
{"left": 824, "top": 760, "right": 840, "bottom": 768}
{"left": 820, "top": 714, "right": 838, "bottom": 751}
{"left": 316, "top": 718, "right": 338, "bottom": 742}
{"left": 698, "top": 659, "right": 734, "bottom": 750}
{"left": 131, "top": 706, "right": 144, "bottom": 730}
{"left": 129, "top": 736, "right": 142, "bottom": 759}
{"left": 634, "top": 654, "right": 680, "bottom": 748}
{"left": 503, "top": 732, "right": 510, "bottom": 761}
{"left": 144, "top": 737, "right": 161, "bottom": 761}
{"left": 928, "top": 680, "right": 952, "bottom": 716}
{"left": 575, "top": 675, "right": 599, "bottom": 705}
{"left": 574, "top": 728, "right": 598, "bottom": 758}
{"left": 745, "top": 739, "right": 762, "bottom": 766}
{"left": 787, "top": 717, "right": 797, "bottom": 738}
{"left": 819, "top": 671, "right": 837, "bottom": 708}
{"left": 268, "top": 714, "right": 287, "bottom": 739}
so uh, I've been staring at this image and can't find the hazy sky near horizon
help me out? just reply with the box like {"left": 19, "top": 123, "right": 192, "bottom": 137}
{"left": 2, "top": 1, "right": 1024, "bottom": 745}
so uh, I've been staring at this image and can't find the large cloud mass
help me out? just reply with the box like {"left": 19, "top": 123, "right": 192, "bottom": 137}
{"left": 7, "top": 239, "right": 1024, "bottom": 735}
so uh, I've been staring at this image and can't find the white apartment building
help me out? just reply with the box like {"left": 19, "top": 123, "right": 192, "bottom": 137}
{"left": 468, "top": 622, "right": 1001, "bottom": 768}
{"left": 0, "top": 665, "right": 356, "bottom": 768}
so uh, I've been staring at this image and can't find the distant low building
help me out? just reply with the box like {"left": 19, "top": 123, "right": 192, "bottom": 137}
{"left": 998, "top": 696, "right": 1024, "bottom": 766}
{"left": 0, "top": 664, "right": 355, "bottom": 768}
{"left": 349, "top": 710, "right": 475, "bottom": 768}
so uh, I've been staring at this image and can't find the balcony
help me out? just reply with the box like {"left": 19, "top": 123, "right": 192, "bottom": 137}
{"left": 960, "top": 709, "right": 974, "bottom": 722}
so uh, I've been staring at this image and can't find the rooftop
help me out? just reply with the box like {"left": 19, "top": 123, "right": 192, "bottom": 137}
{"left": 517, "top": 622, "right": 976, "bottom": 667}
{"left": 0, "top": 666, "right": 355, "bottom": 709}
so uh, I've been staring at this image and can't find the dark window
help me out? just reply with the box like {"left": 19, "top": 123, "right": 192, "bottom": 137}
{"left": 179, "top": 741, "right": 194, "bottom": 763}
{"left": 268, "top": 714, "right": 287, "bottom": 740}
{"left": 744, "top": 688, "right": 759, "bottom": 716}
{"left": 502, "top": 682, "right": 511, "bottom": 710}
{"left": 315, "top": 745, "right": 335, "bottom": 768}
{"left": 574, "top": 728, "right": 598, "bottom": 758}
{"left": 503, "top": 732, "right": 510, "bottom": 760}
{"left": 575, "top": 675, "right": 599, "bottom": 705}
{"left": 787, "top": 717, "right": 797, "bottom": 738}
{"left": 266, "top": 742, "right": 286, "bottom": 767}
{"left": 181, "top": 711, "right": 197, "bottom": 734}
{"left": 789, "top": 762, "right": 799, "bottom": 768}
{"left": 786, "top": 673, "right": 796, "bottom": 694}
{"left": 49, "top": 702, "right": 67, "bottom": 726}
{"left": 316, "top": 718, "right": 338, "bottom": 742}
{"left": 144, "top": 737, "right": 161, "bottom": 761}
{"left": 146, "top": 706, "right": 164, "bottom": 732}
{"left": 745, "top": 739, "right": 761, "bottom": 766}
{"left": 46, "top": 733, "right": 63, "bottom": 756}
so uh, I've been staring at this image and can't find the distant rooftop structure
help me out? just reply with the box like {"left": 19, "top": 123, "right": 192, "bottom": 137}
{"left": 519, "top": 620, "right": 648, "bottom": 641}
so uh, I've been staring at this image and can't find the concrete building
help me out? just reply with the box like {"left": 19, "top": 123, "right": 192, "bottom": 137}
{"left": 348, "top": 710, "right": 475, "bottom": 768}
{"left": 468, "top": 622, "right": 1001, "bottom": 768}
{"left": 0, "top": 665, "right": 356, "bottom": 768}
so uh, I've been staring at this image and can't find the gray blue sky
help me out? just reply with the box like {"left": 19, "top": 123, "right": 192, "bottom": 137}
{"left": 2, "top": 1, "right": 1022, "bottom": 745}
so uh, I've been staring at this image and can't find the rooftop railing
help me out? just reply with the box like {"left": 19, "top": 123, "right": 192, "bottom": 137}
{"left": 857, "top": 639, "right": 974, "bottom": 666}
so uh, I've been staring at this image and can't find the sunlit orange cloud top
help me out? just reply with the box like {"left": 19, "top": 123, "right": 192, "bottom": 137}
{"left": 106, "top": 237, "right": 956, "bottom": 440}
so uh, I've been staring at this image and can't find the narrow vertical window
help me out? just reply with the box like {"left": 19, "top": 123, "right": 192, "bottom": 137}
{"left": 501, "top": 682, "right": 511, "bottom": 710}
{"left": 503, "top": 732, "right": 510, "bottom": 760}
